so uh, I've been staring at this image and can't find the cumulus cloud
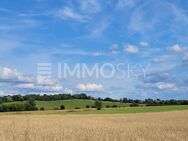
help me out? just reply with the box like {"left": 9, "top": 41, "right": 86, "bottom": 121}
{"left": 167, "top": 44, "right": 185, "bottom": 52}
{"left": 0, "top": 67, "right": 33, "bottom": 83}
{"left": 0, "top": 67, "right": 63, "bottom": 94}
{"left": 124, "top": 44, "right": 138, "bottom": 53}
{"left": 76, "top": 83, "right": 103, "bottom": 91}
{"left": 156, "top": 82, "right": 176, "bottom": 90}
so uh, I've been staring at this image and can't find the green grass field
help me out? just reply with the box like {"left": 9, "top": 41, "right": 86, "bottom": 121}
{"left": 36, "top": 99, "right": 130, "bottom": 110}
{"left": 72, "top": 105, "right": 188, "bottom": 114}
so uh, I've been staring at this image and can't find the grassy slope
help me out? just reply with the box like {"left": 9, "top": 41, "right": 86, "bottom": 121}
{"left": 36, "top": 99, "right": 129, "bottom": 110}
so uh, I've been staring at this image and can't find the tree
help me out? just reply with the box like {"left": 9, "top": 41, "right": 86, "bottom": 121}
{"left": 12, "top": 95, "right": 24, "bottom": 101}
{"left": 95, "top": 100, "right": 102, "bottom": 110}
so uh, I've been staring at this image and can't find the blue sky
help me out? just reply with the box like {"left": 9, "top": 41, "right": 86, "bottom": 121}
{"left": 0, "top": 0, "right": 188, "bottom": 99}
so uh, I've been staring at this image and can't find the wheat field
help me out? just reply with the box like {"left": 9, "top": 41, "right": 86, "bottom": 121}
{"left": 0, "top": 110, "right": 187, "bottom": 141}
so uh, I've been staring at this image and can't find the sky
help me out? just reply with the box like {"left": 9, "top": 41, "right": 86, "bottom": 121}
{"left": 0, "top": 0, "right": 188, "bottom": 99}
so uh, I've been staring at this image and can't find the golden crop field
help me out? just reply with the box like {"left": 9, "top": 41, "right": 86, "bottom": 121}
{"left": 0, "top": 110, "right": 187, "bottom": 141}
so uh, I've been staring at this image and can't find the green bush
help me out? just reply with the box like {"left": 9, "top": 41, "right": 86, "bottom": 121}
{"left": 85, "top": 105, "right": 90, "bottom": 108}
{"left": 60, "top": 105, "right": 65, "bottom": 110}
{"left": 106, "top": 105, "right": 110, "bottom": 108}
{"left": 130, "top": 103, "right": 139, "bottom": 107}
{"left": 91, "top": 106, "right": 96, "bottom": 108}
{"left": 40, "top": 107, "right": 45, "bottom": 110}
{"left": 112, "top": 105, "right": 117, "bottom": 108}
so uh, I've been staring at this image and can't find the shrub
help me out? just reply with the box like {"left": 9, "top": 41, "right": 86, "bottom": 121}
{"left": 106, "top": 105, "right": 110, "bottom": 108}
{"left": 60, "top": 105, "right": 65, "bottom": 110}
{"left": 40, "top": 107, "right": 45, "bottom": 110}
{"left": 85, "top": 105, "right": 90, "bottom": 108}
{"left": 75, "top": 107, "right": 80, "bottom": 109}
{"left": 95, "top": 100, "right": 102, "bottom": 110}
{"left": 25, "top": 99, "right": 37, "bottom": 111}
{"left": 112, "top": 105, "right": 117, "bottom": 108}
{"left": 91, "top": 106, "right": 96, "bottom": 108}
{"left": 130, "top": 103, "right": 139, "bottom": 107}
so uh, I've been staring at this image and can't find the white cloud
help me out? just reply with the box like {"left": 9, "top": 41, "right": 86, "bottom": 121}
{"left": 0, "top": 67, "right": 63, "bottom": 93}
{"left": 63, "top": 88, "right": 73, "bottom": 94}
{"left": 76, "top": 83, "right": 104, "bottom": 91}
{"left": 36, "top": 76, "right": 59, "bottom": 86}
{"left": 54, "top": 7, "right": 87, "bottom": 22}
{"left": 124, "top": 44, "right": 138, "bottom": 53}
{"left": 167, "top": 44, "right": 185, "bottom": 52}
{"left": 156, "top": 82, "right": 176, "bottom": 90}
{"left": 16, "top": 83, "right": 63, "bottom": 91}
{"left": 79, "top": 0, "right": 101, "bottom": 13}
{"left": 140, "top": 41, "right": 149, "bottom": 47}
{"left": 152, "top": 55, "right": 175, "bottom": 63}
{"left": 0, "top": 67, "right": 33, "bottom": 82}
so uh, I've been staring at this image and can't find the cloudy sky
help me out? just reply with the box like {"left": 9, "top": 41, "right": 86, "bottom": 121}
{"left": 0, "top": 0, "right": 188, "bottom": 99}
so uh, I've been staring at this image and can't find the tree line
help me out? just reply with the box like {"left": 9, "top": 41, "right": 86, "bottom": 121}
{"left": 0, "top": 93, "right": 188, "bottom": 106}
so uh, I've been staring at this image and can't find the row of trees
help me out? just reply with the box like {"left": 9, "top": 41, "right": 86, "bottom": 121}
{"left": 0, "top": 93, "right": 94, "bottom": 103}
{"left": 120, "top": 98, "right": 188, "bottom": 106}
{"left": 0, "top": 94, "right": 188, "bottom": 106}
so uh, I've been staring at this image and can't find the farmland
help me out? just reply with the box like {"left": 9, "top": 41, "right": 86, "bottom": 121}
{"left": 0, "top": 110, "right": 187, "bottom": 141}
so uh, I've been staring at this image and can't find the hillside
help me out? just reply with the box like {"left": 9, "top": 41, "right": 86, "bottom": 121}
{"left": 36, "top": 99, "right": 130, "bottom": 110}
